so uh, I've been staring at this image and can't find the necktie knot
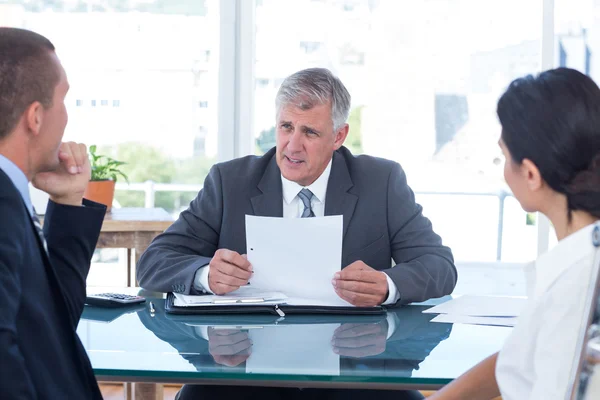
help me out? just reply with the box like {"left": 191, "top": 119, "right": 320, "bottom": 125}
{"left": 298, "top": 188, "right": 315, "bottom": 218}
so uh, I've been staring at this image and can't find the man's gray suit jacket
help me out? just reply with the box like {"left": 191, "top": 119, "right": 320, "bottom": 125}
{"left": 137, "top": 146, "right": 457, "bottom": 305}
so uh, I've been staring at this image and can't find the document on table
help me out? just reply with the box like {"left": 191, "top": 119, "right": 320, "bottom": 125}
{"left": 423, "top": 295, "right": 527, "bottom": 317}
{"left": 173, "top": 286, "right": 288, "bottom": 307}
{"left": 245, "top": 215, "right": 350, "bottom": 307}
{"left": 246, "top": 323, "right": 340, "bottom": 376}
{"left": 431, "top": 314, "right": 517, "bottom": 327}
{"left": 425, "top": 295, "right": 526, "bottom": 327}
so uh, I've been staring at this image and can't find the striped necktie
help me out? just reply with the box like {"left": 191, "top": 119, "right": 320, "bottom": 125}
{"left": 31, "top": 207, "right": 49, "bottom": 255}
{"left": 298, "top": 188, "right": 315, "bottom": 218}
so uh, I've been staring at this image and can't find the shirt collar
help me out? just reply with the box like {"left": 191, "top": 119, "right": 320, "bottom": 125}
{"left": 0, "top": 154, "right": 33, "bottom": 216}
{"left": 281, "top": 159, "right": 332, "bottom": 205}
{"left": 528, "top": 222, "right": 599, "bottom": 299}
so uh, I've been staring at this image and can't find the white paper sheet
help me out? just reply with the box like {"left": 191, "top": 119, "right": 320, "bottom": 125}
{"left": 284, "top": 297, "right": 352, "bottom": 307}
{"left": 173, "top": 286, "right": 287, "bottom": 307}
{"left": 423, "top": 295, "right": 527, "bottom": 317}
{"left": 431, "top": 314, "right": 517, "bottom": 327}
{"left": 246, "top": 324, "right": 340, "bottom": 376}
{"left": 245, "top": 215, "right": 349, "bottom": 306}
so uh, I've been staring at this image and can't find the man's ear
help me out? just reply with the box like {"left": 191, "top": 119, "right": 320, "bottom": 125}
{"left": 521, "top": 158, "right": 543, "bottom": 192}
{"left": 333, "top": 124, "right": 349, "bottom": 150}
{"left": 25, "top": 101, "right": 44, "bottom": 137}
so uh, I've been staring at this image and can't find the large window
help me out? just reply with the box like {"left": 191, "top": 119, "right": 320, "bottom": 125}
{"left": 253, "top": 0, "right": 542, "bottom": 262}
{"left": 0, "top": 0, "right": 220, "bottom": 215}
{"left": 1, "top": 0, "right": 580, "bottom": 274}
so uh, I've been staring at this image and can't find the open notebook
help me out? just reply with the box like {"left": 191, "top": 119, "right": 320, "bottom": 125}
{"left": 165, "top": 286, "right": 385, "bottom": 316}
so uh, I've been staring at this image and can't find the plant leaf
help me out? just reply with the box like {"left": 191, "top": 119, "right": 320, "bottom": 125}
{"left": 88, "top": 144, "right": 127, "bottom": 182}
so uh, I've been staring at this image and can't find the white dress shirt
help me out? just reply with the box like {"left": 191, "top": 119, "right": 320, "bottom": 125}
{"left": 194, "top": 159, "right": 401, "bottom": 305}
{"left": 496, "top": 222, "right": 600, "bottom": 400}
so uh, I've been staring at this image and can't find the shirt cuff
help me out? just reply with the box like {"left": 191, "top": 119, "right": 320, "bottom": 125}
{"left": 193, "top": 265, "right": 213, "bottom": 294}
{"left": 382, "top": 274, "right": 400, "bottom": 305}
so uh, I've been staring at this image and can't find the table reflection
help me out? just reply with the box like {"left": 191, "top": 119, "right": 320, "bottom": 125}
{"left": 133, "top": 300, "right": 452, "bottom": 378}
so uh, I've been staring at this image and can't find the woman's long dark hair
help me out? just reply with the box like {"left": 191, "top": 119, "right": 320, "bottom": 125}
{"left": 497, "top": 67, "right": 600, "bottom": 219}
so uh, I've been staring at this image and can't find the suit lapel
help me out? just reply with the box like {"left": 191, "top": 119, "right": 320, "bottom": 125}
{"left": 14, "top": 190, "right": 73, "bottom": 331}
{"left": 26, "top": 208, "right": 95, "bottom": 390}
{"left": 250, "top": 149, "right": 358, "bottom": 239}
{"left": 0, "top": 169, "right": 53, "bottom": 266}
{"left": 251, "top": 154, "right": 284, "bottom": 217}
{"left": 26, "top": 215, "right": 72, "bottom": 315}
{"left": 325, "top": 151, "right": 357, "bottom": 240}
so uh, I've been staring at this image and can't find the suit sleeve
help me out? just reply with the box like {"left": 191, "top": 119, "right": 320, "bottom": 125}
{"left": 137, "top": 165, "right": 224, "bottom": 294}
{"left": 0, "top": 192, "right": 37, "bottom": 398}
{"left": 383, "top": 163, "right": 457, "bottom": 304}
{"left": 43, "top": 199, "right": 106, "bottom": 328}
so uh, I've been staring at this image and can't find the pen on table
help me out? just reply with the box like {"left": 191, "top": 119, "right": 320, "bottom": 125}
{"left": 149, "top": 301, "right": 156, "bottom": 314}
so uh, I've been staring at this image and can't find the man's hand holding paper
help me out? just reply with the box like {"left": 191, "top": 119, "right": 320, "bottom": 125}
{"left": 332, "top": 261, "right": 389, "bottom": 307}
{"left": 243, "top": 215, "right": 393, "bottom": 307}
{"left": 208, "top": 249, "right": 253, "bottom": 295}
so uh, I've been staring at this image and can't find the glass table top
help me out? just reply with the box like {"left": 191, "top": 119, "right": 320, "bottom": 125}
{"left": 77, "top": 288, "right": 511, "bottom": 388}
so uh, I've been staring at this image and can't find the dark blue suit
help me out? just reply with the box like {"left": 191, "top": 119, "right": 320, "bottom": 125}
{"left": 0, "top": 168, "right": 105, "bottom": 399}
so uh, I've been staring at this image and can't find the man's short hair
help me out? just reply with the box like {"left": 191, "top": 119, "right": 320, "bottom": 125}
{"left": 0, "top": 28, "right": 59, "bottom": 140}
{"left": 276, "top": 68, "right": 351, "bottom": 131}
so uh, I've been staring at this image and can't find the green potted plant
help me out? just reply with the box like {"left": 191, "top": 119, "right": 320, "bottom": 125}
{"left": 83, "top": 145, "right": 129, "bottom": 212}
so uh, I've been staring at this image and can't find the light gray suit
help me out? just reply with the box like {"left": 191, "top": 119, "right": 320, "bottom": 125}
{"left": 137, "top": 146, "right": 456, "bottom": 305}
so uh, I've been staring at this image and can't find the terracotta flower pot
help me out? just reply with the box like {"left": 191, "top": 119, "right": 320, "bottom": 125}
{"left": 84, "top": 180, "right": 116, "bottom": 212}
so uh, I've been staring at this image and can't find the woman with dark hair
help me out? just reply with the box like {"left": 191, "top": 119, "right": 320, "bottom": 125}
{"left": 430, "top": 67, "right": 600, "bottom": 400}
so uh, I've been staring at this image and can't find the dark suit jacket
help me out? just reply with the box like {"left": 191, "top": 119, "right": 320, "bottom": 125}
{"left": 137, "top": 146, "right": 457, "bottom": 304}
{"left": 0, "top": 168, "right": 105, "bottom": 399}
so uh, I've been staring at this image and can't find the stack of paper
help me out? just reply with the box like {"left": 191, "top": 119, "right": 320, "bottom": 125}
{"left": 431, "top": 314, "right": 518, "bottom": 327}
{"left": 173, "top": 286, "right": 287, "bottom": 307}
{"left": 424, "top": 295, "right": 527, "bottom": 327}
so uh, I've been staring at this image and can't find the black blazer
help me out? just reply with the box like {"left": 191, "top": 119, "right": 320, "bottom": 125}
{"left": 0, "top": 168, "right": 105, "bottom": 399}
{"left": 137, "top": 146, "right": 457, "bottom": 304}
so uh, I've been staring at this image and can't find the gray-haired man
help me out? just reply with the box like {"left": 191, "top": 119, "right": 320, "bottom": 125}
{"left": 138, "top": 68, "right": 456, "bottom": 400}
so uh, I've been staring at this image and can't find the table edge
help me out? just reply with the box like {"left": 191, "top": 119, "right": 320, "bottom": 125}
{"left": 95, "top": 372, "right": 449, "bottom": 390}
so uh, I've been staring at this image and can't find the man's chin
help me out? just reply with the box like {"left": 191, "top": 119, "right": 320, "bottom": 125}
{"left": 286, "top": 176, "right": 314, "bottom": 187}
{"left": 281, "top": 169, "right": 304, "bottom": 184}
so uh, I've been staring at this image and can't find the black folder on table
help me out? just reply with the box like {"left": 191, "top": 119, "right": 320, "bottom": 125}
{"left": 165, "top": 310, "right": 388, "bottom": 327}
{"left": 164, "top": 292, "right": 386, "bottom": 316}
